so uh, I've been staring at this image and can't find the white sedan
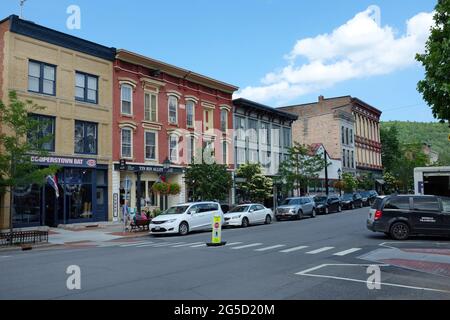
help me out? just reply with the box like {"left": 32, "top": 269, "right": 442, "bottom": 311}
{"left": 224, "top": 204, "right": 274, "bottom": 228}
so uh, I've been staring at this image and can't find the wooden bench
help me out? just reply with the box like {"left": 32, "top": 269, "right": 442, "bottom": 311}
{"left": 130, "top": 218, "right": 151, "bottom": 232}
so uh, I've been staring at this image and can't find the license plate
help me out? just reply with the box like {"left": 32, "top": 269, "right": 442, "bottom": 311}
{"left": 155, "top": 226, "right": 160, "bottom": 230}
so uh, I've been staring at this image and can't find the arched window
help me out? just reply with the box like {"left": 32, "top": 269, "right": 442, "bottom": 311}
{"left": 168, "top": 96, "right": 178, "bottom": 124}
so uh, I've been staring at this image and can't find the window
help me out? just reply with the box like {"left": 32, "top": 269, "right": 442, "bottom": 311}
{"left": 121, "top": 84, "right": 133, "bottom": 115}
{"left": 413, "top": 197, "right": 440, "bottom": 212}
{"left": 248, "top": 119, "right": 258, "bottom": 143}
{"left": 28, "top": 114, "right": 55, "bottom": 151}
{"left": 237, "top": 147, "right": 246, "bottom": 164}
{"left": 249, "top": 149, "right": 258, "bottom": 163}
{"left": 121, "top": 128, "right": 132, "bottom": 158}
{"left": 74, "top": 121, "right": 97, "bottom": 154}
{"left": 272, "top": 125, "right": 280, "bottom": 147}
{"left": 260, "top": 122, "right": 270, "bottom": 145}
{"left": 186, "top": 100, "right": 195, "bottom": 127}
{"left": 169, "top": 134, "right": 179, "bottom": 162}
{"left": 342, "top": 149, "right": 346, "bottom": 167}
{"left": 350, "top": 129, "right": 353, "bottom": 144}
{"left": 235, "top": 117, "right": 246, "bottom": 140}
{"left": 222, "top": 141, "right": 227, "bottom": 164}
{"left": 342, "top": 126, "right": 345, "bottom": 144}
{"left": 283, "top": 128, "right": 291, "bottom": 147}
{"left": 28, "top": 60, "right": 56, "bottom": 95}
{"left": 351, "top": 151, "right": 354, "bottom": 168}
{"left": 75, "top": 72, "right": 98, "bottom": 104}
{"left": 384, "top": 197, "right": 410, "bottom": 210}
{"left": 347, "top": 150, "right": 350, "bottom": 169}
{"left": 144, "top": 93, "right": 157, "bottom": 122}
{"left": 346, "top": 128, "right": 349, "bottom": 145}
{"left": 187, "top": 136, "right": 195, "bottom": 164}
{"left": 145, "top": 131, "right": 156, "bottom": 160}
{"left": 204, "top": 109, "right": 214, "bottom": 132}
{"left": 168, "top": 96, "right": 178, "bottom": 124}
{"left": 441, "top": 198, "right": 450, "bottom": 213}
{"left": 220, "top": 109, "right": 228, "bottom": 132}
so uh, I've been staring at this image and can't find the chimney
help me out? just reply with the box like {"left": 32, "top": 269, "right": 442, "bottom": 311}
{"left": 318, "top": 95, "right": 324, "bottom": 102}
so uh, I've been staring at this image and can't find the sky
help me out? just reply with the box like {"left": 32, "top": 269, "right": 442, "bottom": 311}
{"left": 0, "top": 0, "right": 438, "bottom": 122}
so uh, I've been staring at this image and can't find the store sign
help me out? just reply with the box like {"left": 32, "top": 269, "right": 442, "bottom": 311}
{"left": 31, "top": 156, "right": 97, "bottom": 168}
{"left": 113, "top": 193, "right": 119, "bottom": 221}
{"left": 113, "top": 164, "right": 183, "bottom": 174}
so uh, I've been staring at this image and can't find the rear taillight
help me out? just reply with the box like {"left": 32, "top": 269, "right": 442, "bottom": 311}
{"left": 374, "top": 210, "right": 382, "bottom": 220}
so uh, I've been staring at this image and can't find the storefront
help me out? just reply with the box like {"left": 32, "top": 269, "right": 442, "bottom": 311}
{"left": 12, "top": 156, "right": 109, "bottom": 228}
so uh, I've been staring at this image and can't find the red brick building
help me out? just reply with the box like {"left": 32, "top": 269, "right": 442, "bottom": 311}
{"left": 112, "top": 50, "right": 238, "bottom": 216}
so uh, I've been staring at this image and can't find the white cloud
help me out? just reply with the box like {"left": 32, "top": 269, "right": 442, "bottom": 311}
{"left": 234, "top": 6, "right": 434, "bottom": 105}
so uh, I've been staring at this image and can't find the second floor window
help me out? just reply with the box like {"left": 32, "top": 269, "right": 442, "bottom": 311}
{"left": 74, "top": 121, "right": 97, "bottom": 155}
{"left": 28, "top": 114, "right": 55, "bottom": 152}
{"left": 28, "top": 60, "right": 56, "bottom": 95}
{"left": 145, "top": 131, "right": 156, "bottom": 160}
{"left": 121, "top": 84, "right": 132, "bottom": 115}
{"left": 248, "top": 119, "right": 258, "bottom": 143}
{"left": 235, "top": 117, "right": 246, "bottom": 140}
{"left": 169, "top": 134, "right": 179, "bottom": 162}
{"left": 144, "top": 93, "right": 157, "bottom": 122}
{"left": 220, "top": 110, "right": 228, "bottom": 132}
{"left": 75, "top": 72, "right": 98, "bottom": 104}
{"left": 186, "top": 101, "right": 195, "bottom": 128}
{"left": 121, "top": 128, "right": 132, "bottom": 158}
{"left": 283, "top": 128, "right": 291, "bottom": 147}
{"left": 168, "top": 96, "right": 178, "bottom": 124}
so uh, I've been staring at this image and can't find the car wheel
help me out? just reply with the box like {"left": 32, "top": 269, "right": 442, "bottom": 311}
{"left": 241, "top": 217, "right": 250, "bottom": 228}
{"left": 265, "top": 215, "right": 272, "bottom": 224}
{"left": 297, "top": 210, "right": 303, "bottom": 220}
{"left": 325, "top": 207, "right": 329, "bottom": 214}
{"left": 311, "top": 208, "right": 317, "bottom": 218}
{"left": 390, "top": 222, "right": 410, "bottom": 241}
{"left": 351, "top": 203, "right": 355, "bottom": 210}
{"left": 178, "top": 222, "right": 189, "bottom": 236}
{"left": 360, "top": 202, "right": 363, "bottom": 208}
{"left": 337, "top": 205, "right": 342, "bottom": 212}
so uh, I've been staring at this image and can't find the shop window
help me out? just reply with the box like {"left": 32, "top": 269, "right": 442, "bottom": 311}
{"left": 13, "top": 184, "right": 42, "bottom": 226}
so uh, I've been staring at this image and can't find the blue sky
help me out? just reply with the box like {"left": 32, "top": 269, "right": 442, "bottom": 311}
{"left": 1, "top": 0, "right": 437, "bottom": 122}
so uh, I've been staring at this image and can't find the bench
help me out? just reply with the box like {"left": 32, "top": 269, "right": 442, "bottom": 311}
{"left": 130, "top": 218, "right": 151, "bottom": 232}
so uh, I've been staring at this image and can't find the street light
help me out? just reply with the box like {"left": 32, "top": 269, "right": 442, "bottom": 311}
{"left": 163, "top": 158, "right": 171, "bottom": 171}
{"left": 337, "top": 168, "right": 342, "bottom": 196}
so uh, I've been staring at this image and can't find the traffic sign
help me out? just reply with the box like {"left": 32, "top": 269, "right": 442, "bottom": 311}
{"left": 206, "top": 213, "right": 227, "bottom": 247}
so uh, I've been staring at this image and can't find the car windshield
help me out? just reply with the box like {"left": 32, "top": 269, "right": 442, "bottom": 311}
{"left": 229, "top": 206, "right": 249, "bottom": 213}
{"left": 342, "top": 194, "right": 353, "bottom": 200}
{"left": 161, "top": 205, "right": 189, "bottom": 215}
{"left": 281, "top": 199, "right": 299, "bottom": 205}
{"left": 315, "top": 196, "right": 327, "bottom": 203}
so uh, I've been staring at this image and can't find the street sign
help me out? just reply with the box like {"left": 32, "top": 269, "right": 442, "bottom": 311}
{"left": 206, "top": 213, "right": 226, "bottom": 247}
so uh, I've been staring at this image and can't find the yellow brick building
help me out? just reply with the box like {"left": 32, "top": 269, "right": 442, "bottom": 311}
{"left": 0, "top": 15, "right": 116, "bottom": 229}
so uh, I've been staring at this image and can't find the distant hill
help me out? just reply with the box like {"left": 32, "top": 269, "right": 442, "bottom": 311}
{"left": 381, "top": 121, "right": 450, "bottom": 162}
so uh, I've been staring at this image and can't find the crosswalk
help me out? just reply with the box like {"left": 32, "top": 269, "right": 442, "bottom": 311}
{"left": 96, "top": 240, "right": 363, "bottom": 257}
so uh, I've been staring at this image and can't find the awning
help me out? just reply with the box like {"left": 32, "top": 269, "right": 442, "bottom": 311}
{"left": 375, "top": 179, "right": 385, "bottom": 185}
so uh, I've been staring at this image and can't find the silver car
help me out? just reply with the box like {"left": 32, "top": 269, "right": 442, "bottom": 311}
{"left": 275, "top": 197, "right": 317, "bottom": 221}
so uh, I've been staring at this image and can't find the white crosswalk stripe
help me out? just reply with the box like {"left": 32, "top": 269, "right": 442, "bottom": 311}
{"left": 306, "top": 247, "right": 334, "bottom": 254}
{"left": 190, "top": 243, "right": 206, "bottom": 248}
{"left": 231, "top": 243, "right": 263, "bottom": 250}
{"left": 333, "top": 248, "right": 362, "bottom": 256}
{"left": 280, "top": 246, "right": 309, "bottom": 253}
{"left": 225, "top": 242, "right": 243, "bottom": 247}
{"left": 150, "top": 242, "right": 185, "bottom": 247}
{"left": 172, "top": 242, "right": 204, "bottom": 248}
{"left": 120, "top": 242, "right": 152, "bottom": 247}
{"left": 255, "top": 244, "right": 286, "bottom": 252}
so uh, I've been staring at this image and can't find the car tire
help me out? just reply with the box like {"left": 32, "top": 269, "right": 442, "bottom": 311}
{"left": 325, "top": 207, "right": 329, "bottom": 214}
{"left": 359, "top": 202, "right": 363, "bottom": 208}
{"left": 297, "top": 210, "right": 303, "bottom": 220}
{"left": 337, "top": 205, "right": 342, "bottom": 212}
{"left": 265, "top": 215, "right": 272, "bottom": 224}
{"left": 390, "top": 222, "right": 410, "bottom": 241}
{"left": 311, "top": 208, "right": 317, "bottom": 218}
{"left": 241, "top": 217, "right": 250, "bottom": 228}
{"left": 178, "top": 222, "right": 189, "bottom": 236}
{"left": 351, "top": 203, "right": 355, "bottom": 210}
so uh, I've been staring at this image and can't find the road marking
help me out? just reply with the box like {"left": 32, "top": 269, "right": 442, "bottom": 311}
{"left": 190, "top": 243, "right": 207, "bottom": 247}
{"left": 333, "top": 248, "right": 362, "bottom": 256}
{"left": 0, "top": 256, "right": 11, "bottom": 258}
{"left": 280, "top": 246, "right": 309, "bottom": 253}
{"left": 150, "top": 242, "right": 185, "bottom": 247}
{"left": 306, "top": 247, "right": 334, "bottom": 254}
{"left": 231, "top": 243, "right": 263, "bottom": 250}
{"left": 255, "top": 245, "right": 286, "bottom": 252}
{"left": 295, "top": 264, "right": 450, "bottom": 294}
{"left": 225, "top": 242, "right": 243, "bottom": 247}
{"left": 120, "top": 241, "right": 152, "bottom": 247}
{"left": 172, "top": 242, "right": 203, "bottom": 247}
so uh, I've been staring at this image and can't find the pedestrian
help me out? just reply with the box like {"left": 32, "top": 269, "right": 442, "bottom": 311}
{"left": 122, "top": 200, "right": 131, "bottom": 231}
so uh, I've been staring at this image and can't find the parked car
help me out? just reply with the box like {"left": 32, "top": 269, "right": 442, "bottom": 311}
{"left": 224, "top": 204, "right": 273, "bottom": 227}
{"left": 341, "top": 193, "right": 364, "bottom": 210}
{"left": 314, "top": 195, "right": 342, "bottom": 214}
{"left": 359, "top": 190, "right": 378, "bottom": 206}
{"left": 275, "top": 197, "right": 316, "bottom": 221}
{"left": 150, "top": 202, "right": 224, "bottom": 236}
{"left": 367, "top": 195, "right": 450, "bottom": 240}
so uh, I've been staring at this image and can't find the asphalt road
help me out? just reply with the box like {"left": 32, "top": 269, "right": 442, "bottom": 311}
{"left": 1, "top": 207, "right": 450, "bottom": 300}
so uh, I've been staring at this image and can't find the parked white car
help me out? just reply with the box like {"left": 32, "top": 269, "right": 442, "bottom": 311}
{"left": 150, "top": 202, "right": 224, "bottom": 236}
{"left": 224, "top": 204, "right": 273, "bottom": 228}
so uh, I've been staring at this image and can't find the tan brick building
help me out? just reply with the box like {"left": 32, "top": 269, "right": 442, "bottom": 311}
{"left": 279, "top": 95, "right": 383, "bottom": 179}
{"left": 0, "top": 15, "right": 116, "bottom": 229}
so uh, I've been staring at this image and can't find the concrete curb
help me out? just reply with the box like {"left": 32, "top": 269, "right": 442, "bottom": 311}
{"left": 0, "top": 243, "right": 59, "bottom": 253}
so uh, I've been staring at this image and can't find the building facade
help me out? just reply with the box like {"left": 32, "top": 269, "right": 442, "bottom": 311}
{"left": 232, "top": 98, "right": 297, "bottom": 203}
{"left": 0, "top": 15, "right": 116, "bottom": 229}
{"left": 112, "top": 50, "right": 238, "bottom": 217}
{"left": 279, "top": 95, "right": 383, "bottom": 180}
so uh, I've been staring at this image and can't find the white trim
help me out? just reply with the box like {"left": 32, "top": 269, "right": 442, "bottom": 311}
{"left": 185, "top": 95, "right": 199, "bottom": 104}
{"left": 219, "top": 104, "right": 231, "bottom": 112}
{"left": 120, "top": 83, "right": 133, "bottom": 116}
{"left": 166, "top": 90, "right": 182, "bottom": 99}
{"left": 144, "top": 130, "right": 158, "bottom": 161}
{"left": 120, "top": 127, "right": 133, "bottom": 159}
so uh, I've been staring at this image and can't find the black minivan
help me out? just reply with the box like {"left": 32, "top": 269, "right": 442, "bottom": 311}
{"left": 367, "top": 195, "right": 450, "bottom": 240}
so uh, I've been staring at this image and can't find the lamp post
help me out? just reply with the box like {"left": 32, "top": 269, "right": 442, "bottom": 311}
{"left": 324, "top": 148, "right": 329, "bottom": 196}
{"left": 160, "top": 158, "right": 171, "bottom": 210}
{"left": 337, "top": 168, "right": 342, "bottom": 197}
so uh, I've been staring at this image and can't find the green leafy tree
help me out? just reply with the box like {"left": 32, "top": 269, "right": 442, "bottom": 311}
{"left": 341, "top": 173, "right": 357, "bottom": 193}
{"left": 277, "top": 143, "right": 327, "bottom": 196}
{"left": 395, "top": 143, "right": 429, "bottom": 193}
{"left": 416, "top": 0, "right": 450, "bottom": 125}
{"left": 380, "top": 125, "right": 401, "bottom": 173}
{"left": 0, "top": 91, "right": 59, "bottom": 235}
{"left": 184, "top": 156, "right": 232, "bottom": 201}
{"left": 383, "top": 172, "right": 399, "bottom": 195}
{"left": 357, "top": 173, "right": 375, "bottom": 191}
{"left": 236, "top": 163, "right": 273, "bottom": 203}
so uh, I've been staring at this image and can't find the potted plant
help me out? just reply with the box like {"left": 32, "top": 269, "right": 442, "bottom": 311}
{"left": 169, "top": 183, "right": 181, "bottom": 195}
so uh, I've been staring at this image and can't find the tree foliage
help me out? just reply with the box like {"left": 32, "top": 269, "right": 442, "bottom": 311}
{"left": 416, "top": 0, "right": 450, "bottom": 125}
{"left": 236, "top": 163, "right": 273, "bottom": 203}
{"left": 341, "top": 173, "right": 357, "bottom": 193}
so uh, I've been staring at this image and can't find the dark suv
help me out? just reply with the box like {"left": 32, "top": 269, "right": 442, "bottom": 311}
{"left": 359, "top": 190, "right": 378, "bottom": 206}
{"left": 314, "top": 195, "right": 342, "bottom": 214}
{"left": 367, "top": 195, "right": 450, "bottom": 240}
{"left": 341, "top": 193, "right": 363, "bottom": 210}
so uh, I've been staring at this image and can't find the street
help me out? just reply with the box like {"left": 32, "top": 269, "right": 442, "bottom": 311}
{"left": 1, "top": 207, "right": 450, "bottom": 300}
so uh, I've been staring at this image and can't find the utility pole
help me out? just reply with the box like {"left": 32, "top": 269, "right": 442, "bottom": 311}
{"left": 324, "top": 148, "right": 329, "bottom": 196}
